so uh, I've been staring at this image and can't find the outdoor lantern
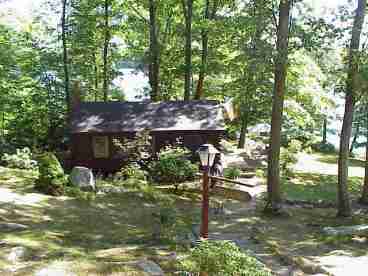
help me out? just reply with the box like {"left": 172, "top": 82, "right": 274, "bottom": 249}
{"left": 197, "top": 144, "right": 219, "bottom": 240}
{"left": 197, "top": 144, "right": 219, "bottom": 168}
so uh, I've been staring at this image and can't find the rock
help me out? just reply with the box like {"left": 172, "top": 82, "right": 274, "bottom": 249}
{"left": 7, "top": 246, "right": 27, "bottom": 263}
{"left": 69, "top": 167, "right": 95, "bottom": 191}
{"left": 0, "top": 222, "right": 29, "bottom": 232}
{"left": 134, "top": 260, "right": 164, "bottom": 276}
{"left": 34, "top": 261, "right": 76, "bottom": 276}
{"left": 322, "top": 225, "right": 368, "bottom": 236}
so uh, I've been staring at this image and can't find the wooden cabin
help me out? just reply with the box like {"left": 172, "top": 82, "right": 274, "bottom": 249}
{"left": 69, "top": 100, "right": 225, "bottom": 172}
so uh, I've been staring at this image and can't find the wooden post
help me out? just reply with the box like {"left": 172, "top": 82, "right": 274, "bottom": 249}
{"left": 200, "top": 168, "right": 210, "bottom": 239}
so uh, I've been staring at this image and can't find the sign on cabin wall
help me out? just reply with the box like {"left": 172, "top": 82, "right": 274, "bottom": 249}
{"left": 92, "top": 136, "right": 109, "bottom": 158}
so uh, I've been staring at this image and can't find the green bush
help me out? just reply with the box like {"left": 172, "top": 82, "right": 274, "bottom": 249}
{"left": 149, "top": 145, "right": 198, "bottom": 185}
{"left": 280, "top": 140, "right": 302, "bottom": 176}
{"left": 311, "top": 142, "right": 336, "bottom": 154}
{"left": 179, "top": 240, "right": 271, "bottom": 276}
{"left": 224, "top": 167, "right": 241, "bottom": 179}
{"left": 119, "top": 162, "right": 147, "bottom": 181}
{"left": 34, "top": 152, "right": 68, "bottom": 196}
{"left": 1, "top": 147, "right": 37, "bottom": 170}
{"left": 255, "top": 169, "right": 266, "bottom": 178}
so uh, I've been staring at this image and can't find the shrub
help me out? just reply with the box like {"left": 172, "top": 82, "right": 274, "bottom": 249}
{"left": 149, "top": 145, "right": 198, "bottom": 186}
{"left": 179, "top": 240, "right": 271, "bottom": 276}
{"left": 1, "top": 147, "right": 37, "bottom": 170}
{"left": 34, "top": 152, "right": 68, "bottom": 196}
{"left": 311, "top": 142, "right": 336, "bottom": 154}
{"left": 223, "top": 167, "right": 241, "bottom": 179}
{"left": 119, "top": 162, "right": 147, "bottom": 181}
{"left": 255, "top": 169, "right": 266, "bottom": 178}
{"left": 280, "top": 140, "right": 302, "bottom": 176}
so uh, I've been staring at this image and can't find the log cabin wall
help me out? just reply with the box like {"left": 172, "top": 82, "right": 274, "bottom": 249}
{"left": 70, "top": 130, "right": 223, "bottom": 172}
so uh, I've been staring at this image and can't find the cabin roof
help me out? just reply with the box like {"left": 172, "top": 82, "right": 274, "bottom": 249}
{"left": 70, "top": 100, "right": 225, "bottom": 133}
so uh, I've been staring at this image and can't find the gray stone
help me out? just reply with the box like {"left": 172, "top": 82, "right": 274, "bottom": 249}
{"left": 134, "top": 260, "right": 164, "bottom": 276}
{"left": 0, "top": 222, "right": 29, "bottom": 232}
{"left": 7, "top": 246, "right": 27, "bottom": 263}
{"left": 322, "top": 225, "right": 368, "bottom": 236}
{"left": 69, "top": 167, "right": 95, "bottom": 191}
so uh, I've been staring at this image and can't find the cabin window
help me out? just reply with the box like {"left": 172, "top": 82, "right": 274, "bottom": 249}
{"left": 92, "top": 136, "right": 109, "bottom": 158}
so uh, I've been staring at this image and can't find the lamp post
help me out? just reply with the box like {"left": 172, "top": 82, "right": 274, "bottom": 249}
{"left": 197, "top": 144, "right": 219, "bottom": 239}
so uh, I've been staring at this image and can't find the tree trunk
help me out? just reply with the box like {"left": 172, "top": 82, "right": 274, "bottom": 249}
{"left": 194, "top": 0, "right": 218, "bottom": 100}
{"left": 337, "top": 0, "right": 366, "bottom": 217}
{"left": 265, "top": 0, "right": 291, "bottom": 214}
{"left": 61, "top": 0, "right": 70, "bottom": 113}
{"left": 149, "top": 0, "right": 160, "bottom": 102}
{"left": 322, "top": 117, "right": 327, "bottom": 144}
{"left": 102, "top": 0, "right": 110, "bottom": 102}
{"left": 361, "top": 109, "right": 368, "bottom": 204}
{"left": 182, "top": 0, "right": 193, "bottom": 101}
{"left": 350, "top": 123, "right": 360, "bottom": 154}
{"left": 93, "top": 51, "right": 99, "bottom": 101}
{"left": 238, "top": 111, "right": 248, "bottom": 149}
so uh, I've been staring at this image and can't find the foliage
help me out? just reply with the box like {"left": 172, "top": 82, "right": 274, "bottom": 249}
{"left": 179, "top": 240, "right": 271, "bottom": 276}
{"left": 118, "top": 162, "right": 147, "bottom": 181}
{"left": 1, "top": 148, "right": 37, "bottom": 170}
{"left": 149, "top": 145, "right": 198, "bottom": 185}
{"left": 280, "top": 140, "right": 302, "bottom": 176}
{"left": 34, "top": 152, "right": 68, "bottom": 196}
{"left": 311, "top": 142, "right": 336, "bottom": 154}
{"left": 113, "top": 130, "right": 152, "bottom": 165}
{"left": 223, "top": 167, "right": 241, "bottom": 179}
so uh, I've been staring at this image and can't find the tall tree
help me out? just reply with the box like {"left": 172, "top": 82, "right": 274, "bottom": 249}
{"left": 337, "top": 0, "right": 366, "bottom": 217}
{"left": 265, "top": 0, "right": 291, "bottom": 213}
{"left": 182, "top": 0, "right": 193, "bottom": 100}
{"left": 194, "top": 0, "right": 218, "bottom": 100}
{"left": 238, "top": 0, "right": 270, "bottom": 149}
{"left": 61, "top": 0, "right": 70, "bottom": 112}
{"left": 361, "top": 107, "right": 368, "bottom": 204}
{"left": 103, "top": 0, "right": 111, "bottom": 101}
{"left": 149, "top": 0, "right": 160, "bottom": 101}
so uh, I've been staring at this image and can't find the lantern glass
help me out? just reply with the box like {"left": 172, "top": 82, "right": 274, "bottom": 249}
{"left": 197, "top": 144, "right": 219, "bottom": 167}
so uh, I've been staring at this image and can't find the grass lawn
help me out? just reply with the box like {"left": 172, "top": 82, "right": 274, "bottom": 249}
{"left": 282, "top": 172, "right": 363, "bottom": 203}
{"left": 0, "top": 166, "right": 201, "bottom": 275}
{"left": 1, "top": 159, "right": 368, "bottom": 275}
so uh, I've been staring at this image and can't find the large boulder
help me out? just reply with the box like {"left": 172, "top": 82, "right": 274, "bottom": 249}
{"left": 69, "top": 167, "right": 95, "bottom": 192}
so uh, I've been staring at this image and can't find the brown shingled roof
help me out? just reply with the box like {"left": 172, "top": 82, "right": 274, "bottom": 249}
{"left": 70, "top": 100, "right": 225, "bottom": 133}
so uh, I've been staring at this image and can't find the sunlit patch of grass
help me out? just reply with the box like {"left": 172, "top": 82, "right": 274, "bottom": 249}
{"left": 282, "top": 172, "right": 363, "bottom": 203}
{"left": 316, "top": 153, "right": 366, "bottom": 168}
{"left": 0, "top": 166, "right": 37, "bottom": 193}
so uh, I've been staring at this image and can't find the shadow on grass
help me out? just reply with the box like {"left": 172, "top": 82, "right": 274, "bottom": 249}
{"left": 0, "top": 190, "right": 199, "bottom": 274}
